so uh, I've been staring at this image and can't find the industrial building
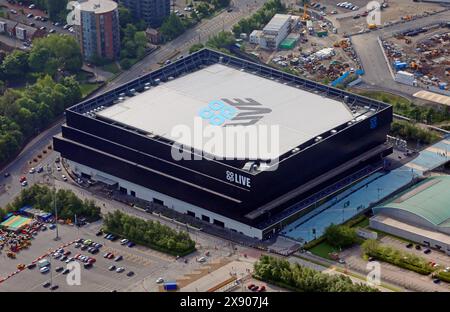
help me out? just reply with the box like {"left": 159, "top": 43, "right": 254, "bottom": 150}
{"left": 54, "top": 49, "right": 392, "bottom": 239}
{"left": 251, "top": 14, "right": 300, "bottom": 50}
{"left": 120, "top": 0, "right": 170, "bottom": 28}
{"left": 371, "top": 175, "right": 450, "bottom": 255}
{"left": 76, "top": 0, "right": 121, "bottom": 61}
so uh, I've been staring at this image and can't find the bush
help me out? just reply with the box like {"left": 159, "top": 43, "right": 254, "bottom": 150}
{"left": 254, "top": 255, "right": 379, "bottom": 292}
{"left": 361, "top": 240, "right": 434, "bottom": 275}
{"left": 120, "top": 58, "right": 132, "bottom": 70}
{"left": 324, "top": 224, "right": 358, "bottom": 249}
{"left": 103, "top": 210, "right": 196, "bottom": 256}
{"left": 390, "top": 120, "right": 441, "bottom": 145}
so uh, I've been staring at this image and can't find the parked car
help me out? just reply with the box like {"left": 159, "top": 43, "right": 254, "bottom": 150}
{"left": 42, "top": 281, "right": 51, "bottom": 288}
{"left": 108, "top": 265, "right": 116, "bottom": 271}
{"left": 55, "top": 266, "right": 64, "bottom": 273}
{"left": 406, "top": 243, "right": 413, "bottom": 248}
{"left": 126, "top": 271, "right": 135, "bottom": 277}
{"left": 156, "top": 277, "right": 164, "bottom": 284}
{"left": 127, "top": 242, "right": 135, "bottom": 248}
{"left": 50, "top": 285, "right": 59, "bottom": 290}
{"left": 114, "top": 255, "right": 123, "bottom": 262}
{"left": 116, "top": 267, "right": 125, "bottom": 273}
{"left": 40, "top": 267, "right": 50, "bottom": 274}
{"left": 424, "top": 248, "right": 431, "bottom": 254}
{"left": 120, "top": 239, "right": 129, "bottom": 245}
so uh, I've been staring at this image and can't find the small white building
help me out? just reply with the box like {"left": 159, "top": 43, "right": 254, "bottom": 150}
{"left": 395, "top": 71, "right": 416, "bottom": 86}
{"left": 249, "top": 30, "right": 263, "bottom": 45}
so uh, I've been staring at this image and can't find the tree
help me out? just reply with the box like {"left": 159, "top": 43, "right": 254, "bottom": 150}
{"left": 189, "top": 43, "right": 204, "bottom": 54}
{"left": 160, "top": 14, "right": 186, "bottom": 41}
{"left": 206, "top": 31, "right": 235, "bottom": 51}
{"left": 29, "top": 35, "right": 82, "bottom": 75}
{"left": 196, "top": 2, "right": 211, "bottom": 17}
{"left": 324, "top": 224, "right": 358, "bottom": 249}
{"left": 1, "top": 50, "right": 29, "bottom": 79}
{"left": 118, "top": 5, "right": 133, "bottom": 28}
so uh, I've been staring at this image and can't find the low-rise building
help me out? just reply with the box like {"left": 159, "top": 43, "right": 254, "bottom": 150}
{"left": 371, "top": 176, "right": 450, "bottom": 255}
{"left": 0, "top": 17, "right": 45, "bottom": 42}
{"left": 262, "top": 14, "right": 292, "bottom": 50}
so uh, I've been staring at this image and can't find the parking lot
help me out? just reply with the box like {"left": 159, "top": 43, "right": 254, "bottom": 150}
{"left": 0, "top": 213, "right": 246, "bottom": 292}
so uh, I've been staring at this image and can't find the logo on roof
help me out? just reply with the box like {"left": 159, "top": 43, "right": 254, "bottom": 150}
{"left": 198, "top": 98, "right": 272, "bottom": 127}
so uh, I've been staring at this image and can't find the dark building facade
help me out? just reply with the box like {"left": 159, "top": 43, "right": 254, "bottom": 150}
{"left": 120, "top": 0, "right": 170, "bottom": 28}
{"left": 53, "top": 49, "right": 393, "bottom": 239}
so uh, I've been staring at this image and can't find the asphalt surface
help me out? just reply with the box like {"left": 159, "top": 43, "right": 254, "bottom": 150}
{"left": 350, "top": 9, "right": 450, "bottom": 96}
{"left": 0, "top": 119, "right": 62, "bottom": 208}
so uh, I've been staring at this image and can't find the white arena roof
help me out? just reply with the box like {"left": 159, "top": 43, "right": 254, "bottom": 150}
{"left": 96, "top": 64, "right": 353, "bottom": 159}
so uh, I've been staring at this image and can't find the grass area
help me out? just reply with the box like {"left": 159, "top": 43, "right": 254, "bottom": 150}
{"left": 309, "top": 241, "right": 339, "bottom": 259}
{"left": 80, "top": 82, "right": 103, "bottom": 98}
{"left": 100, "top": 62, "right": 121, "bottom": 75}
{"left": 353, "top": 217, "right": 370, "bottom": 228}
{"left": 355, "top": 90, "right": 412, "bottom": 107}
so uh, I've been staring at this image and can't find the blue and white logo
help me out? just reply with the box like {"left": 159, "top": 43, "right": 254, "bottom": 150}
{"left": 198, "top": 100, "right": 238, "bottom": 126}
{"left": 370, "top": 116, "right": 378, "bottom": 129}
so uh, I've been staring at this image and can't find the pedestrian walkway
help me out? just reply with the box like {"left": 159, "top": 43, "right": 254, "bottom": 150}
{"left": 282, "top": 138, "right": 450, "bottom": 243}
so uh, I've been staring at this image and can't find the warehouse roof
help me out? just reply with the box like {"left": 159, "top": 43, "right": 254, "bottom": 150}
{"left": 96, "top": 63, "right": 354, "bottom": 159}
{"left": 374, "top": 176, "right": 450, "bottom": 227}
{"left": 263, "top": 14, "right": 291, "bottom": 33}
{"left": 413, "top": 90, "right": 450, "bottom": 106}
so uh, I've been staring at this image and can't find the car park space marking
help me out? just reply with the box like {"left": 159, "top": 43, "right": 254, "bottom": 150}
{"left": 102, "top": 247, "right": 153, "bottom": 266}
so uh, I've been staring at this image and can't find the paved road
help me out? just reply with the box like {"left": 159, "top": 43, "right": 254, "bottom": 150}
{"left": 0, "top": 119, "right": 62, "bottom": 208}
{"left": 102, "top": 0, "right": 266, "bottom": 92}
{"left": 351, "top": 9, "right": 449, "bottom": 96}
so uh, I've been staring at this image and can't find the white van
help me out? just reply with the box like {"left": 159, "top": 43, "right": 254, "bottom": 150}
{"left": 38, "top": 259, "right": 50, "bottom": 268}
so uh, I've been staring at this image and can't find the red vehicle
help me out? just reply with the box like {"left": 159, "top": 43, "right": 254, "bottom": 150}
{"left": 252, "top": 286, "right": 259, "bottom": 291}
{"left": 19, "top": 176, "right": 26, "bottom": 183}
{"left": 74, "top": 254, "right": 80, "bottom": 260}
{"left": 107, "top": 253, "right": 114, "bottom": 259}
{"left": 247, "top": 284, "right": 255, "bottom": 290}
{"left": 88, "top": 257, "right": 96, "bottom": 264}
{"left": 258, "top": 285, "right": 266, "bottom": 292}
{"left": 64, "top": 250, "right": 71, "bottom": 256}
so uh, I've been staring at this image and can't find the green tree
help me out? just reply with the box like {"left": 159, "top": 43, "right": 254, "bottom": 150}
{"left": 1, "top": 50, "right": 29, "bottom": 79}
{"left": 189, "top": 43, "right": 204, "bottom": 54}
{"left": 324, "top": 224, "right": 358, "bottom": 249}
{"left": 160, "top": 14, "right": 186, "bottom": 41}
{"left": 118, "top": 5, "right": 133, "bottom": 28}
{"left": 29, "top": 35, "right": 82, "bottom": 75}
{"left": 206, "top": 31, "right": 235, "bottom": 51}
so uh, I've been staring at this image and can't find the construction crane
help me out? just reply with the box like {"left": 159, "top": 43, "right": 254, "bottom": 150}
{"left": 300, "top": 0, "right": 310, "bottom": 21}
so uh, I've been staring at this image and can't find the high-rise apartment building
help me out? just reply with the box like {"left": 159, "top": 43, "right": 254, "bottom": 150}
{"left": 77, "top": 0, "right": 121, "bottom": 61}
{"left": 120, "top": 0, "right": 170, "bottom": 28}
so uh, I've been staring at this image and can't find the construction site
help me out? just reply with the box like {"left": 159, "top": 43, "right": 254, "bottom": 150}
{"left": 382, "top": 22, "right": 450, "bottom": 91}
{"left": 242, "top": 6, "right": 363, "bottom": 86}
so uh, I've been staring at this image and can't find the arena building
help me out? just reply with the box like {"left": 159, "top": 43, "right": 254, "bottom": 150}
{"left": 53, "top": 49, "right": 393, "bottom": 239}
